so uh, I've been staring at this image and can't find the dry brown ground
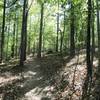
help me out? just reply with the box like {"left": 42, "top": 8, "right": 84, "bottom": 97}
{"left": 0, "top": 52, "right": 98, "bottom": 100}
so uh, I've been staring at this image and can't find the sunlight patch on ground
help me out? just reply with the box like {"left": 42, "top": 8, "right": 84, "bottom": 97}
{"left": 66, "top": 53, "right": 86, "bottom": 68}
{"left": 23, "top": 71, "right": 37, "bottom": 78}
{"left": 23, "top": 86, "right": 54, "bottom": 100}
{"left": 24, "top": 87, "right": 43, "bottom": 100}
{"left": 79, "top": 54, "right": 86, "bottom": 62}
{"left": 0, "top": 62, "right": 5, "bottom": 66}
{"left": 36, "top": 76, "right": 43, "bottom": 81}
{"left": 93, "top": 58, "right": 98, "bottom": 67}
{"left": 0, "top": 76, "right": 21, "bottom": 85}
{"left": 43, "top": 86, "right": 51, "bottom": 91}
{"left": 23, "top": 95, "right": 42, "bottom": 100}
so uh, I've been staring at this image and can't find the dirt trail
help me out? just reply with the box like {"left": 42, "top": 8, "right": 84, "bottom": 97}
{"left": 0, "top": 53, "right": 96, "bottom": 100}
{"left": 0, "top": 55, "right": 64, "bottom": 100}
{"left": 19, "top": 58, "right": 56, "bottom": 100}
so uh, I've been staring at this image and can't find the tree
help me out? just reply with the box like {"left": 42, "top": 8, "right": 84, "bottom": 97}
{"left": 37, "top": 2, "right": 44, "bottom": 58}
{"left": 86, "top": 0, "right": 92, "bottom": 78}
{"left": 19, "top": 0, "right": 28, "bottom": 66}
{"left": 91, "top": 0, "right": 95, "bottom": 68}
{"left": 60, "top": 4, "right": 66, "bottom": 54}
{"left": 95, "top": 0, "right": 100, "bottom": 98}
{"left": 15, "top": 14, "right": 19, "bottom": 58}
{"left": 97, "top": 0, "right": 100, "bottom": 70}
{"left": 0, "top": 0, "right": 6, "bottom": 63}
{"left": 27, "top": 16, "right": 31, "bottom": 55}
{"left": 70, "top": 1, "right": 75, "bottom": 56}
{"left": 6, "top": 17, "right": 10, "bottom": 60}
{"left": 56, "top": 0, "right": 60, "bottom": 52}
{"left": 11, "top": 15, "right": 16, "bottom": 58}
{"left": 82, "top": 0, "right": 92, "bottom": 99}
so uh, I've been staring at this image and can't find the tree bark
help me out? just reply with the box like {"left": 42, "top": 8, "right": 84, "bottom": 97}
{"left": 37, "top": 3, "right": 44, "bottom": 58}
{"left": 86, "top": 0, "right": 92, "bottom": 78}
{"left": 91, "top": 1, "right": 95, "bottom": 68}
{"left": 15, "top": 16, "right": 19, "bottom": 58}
{"left": 97, "top": 0, "right": 100, "bottom": 69}
{"left": 0, "top": 0, "right": 6, "bottom": 63}
{"left": 56, "top": 0, "right": 59, "bottom": 52}
{"left": 60, "top": 11, "right": 65, "bottom": 54}
{"left": 19, "top": 0, "right": 28, "bottom": 66}
{"left": 11, "top": 16, "right": 16, "bottom": 58}
{"left": 70, "top": 2, "right": 75, "bottom": 56}
{"left": 6, "top": 18, "right": 10, "bottom": 60}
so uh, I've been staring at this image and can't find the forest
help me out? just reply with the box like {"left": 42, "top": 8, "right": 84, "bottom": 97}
{"left": 0, "top": 0, "right": 100, "bottom": 100}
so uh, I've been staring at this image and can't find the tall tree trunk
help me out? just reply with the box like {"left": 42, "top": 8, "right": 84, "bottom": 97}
{"left": 56, "top": 13, "right": 59, "bottom": 52}
{"left": 20, "top": 0, "right": 28, "bottom": 66}
{"left": 6, "top": 18, "right": 10, "bottom": 60}
{"left": 97, "top": 0, "right": 100, "bottom": 69}
{"left": 93, "top": 0, "right": 100, "bottom": 99}
{"left": 28, "top": 16, "right": 31, "bottom": 55}
{"left": 42, "top": 17, "right": 45, "bottom": 54}
{"left": 70, "top": 2, "right": 75, "bottom": 56}
{"left": 37, "top": 3, "right": 44, "bottom": 58}
{"left": 23, "top": 11, "right": 28, "bottom": 61}
{"left": 87, "top": 0, "right": 92, "bottom": 80}
{"left": 60, "top": 11, "right": 65, "bottom": 54}
{"left": 15, "top": 16, "right": 19, "bottom": 58}
{"left": 82, "top": 0, "right": 92, "bottom": 99}
{"left": 33, "top": 41, "right": 36, "bottom": 56}
{"left": 11, "top": 16, "right": 16, "bottom": 58}
{"left": 91, "top": 1, "right": 95, "bottom": 67}
{"left": 60, "top": 31, "right": 63, "bottom": 53}
{"left": 0, "top": 0, "right": 6, "bottom": 63}
{"left": 56, "top": 0, "right": 59, "bottom": 52}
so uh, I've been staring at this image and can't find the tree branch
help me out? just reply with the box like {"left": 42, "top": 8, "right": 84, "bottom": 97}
{"left": 27, "top": 0, "right": 34, "bottom": 13}
{"left": 6, "top": 0, "right": 18, "bottom": 8}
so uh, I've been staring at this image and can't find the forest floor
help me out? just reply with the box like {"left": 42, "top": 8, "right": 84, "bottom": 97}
{"left": 0, "top": 50, "right": 99, "bottom": 100}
